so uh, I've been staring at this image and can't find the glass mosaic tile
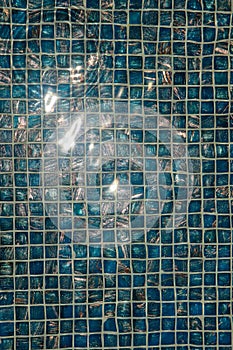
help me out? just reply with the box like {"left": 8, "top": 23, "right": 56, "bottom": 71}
{"left": 0, "top": 0, "right": 233, "bottom": 349}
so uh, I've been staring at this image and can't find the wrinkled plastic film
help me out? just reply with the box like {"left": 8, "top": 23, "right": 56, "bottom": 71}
{"left": 42, "top": 104, "right": 194, "bottom": 241}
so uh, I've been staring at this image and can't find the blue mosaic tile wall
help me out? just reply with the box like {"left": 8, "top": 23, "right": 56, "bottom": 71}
{"left": 0, "top": 0, "right": 233, "bottom": 349}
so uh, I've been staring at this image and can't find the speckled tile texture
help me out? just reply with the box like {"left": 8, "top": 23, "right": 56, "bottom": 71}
{"left": 0, "top": 0, "right": 233, "bottom": 349}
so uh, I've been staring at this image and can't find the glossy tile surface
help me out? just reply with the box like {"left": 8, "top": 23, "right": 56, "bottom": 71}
{"left": 0, "top": 0, "right": 233, "bottom": 349}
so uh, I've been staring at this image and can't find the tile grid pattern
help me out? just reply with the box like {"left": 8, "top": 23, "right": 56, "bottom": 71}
{"left": 0, "top": 0, "right": 233, "bottom": 349}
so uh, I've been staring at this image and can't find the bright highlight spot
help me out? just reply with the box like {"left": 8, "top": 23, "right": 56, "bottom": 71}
{"left": 109, "top": 178, "right": 119, "bottom": 193}
{"left": 44, "top": 92, "right": 57, "bottom": 113}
